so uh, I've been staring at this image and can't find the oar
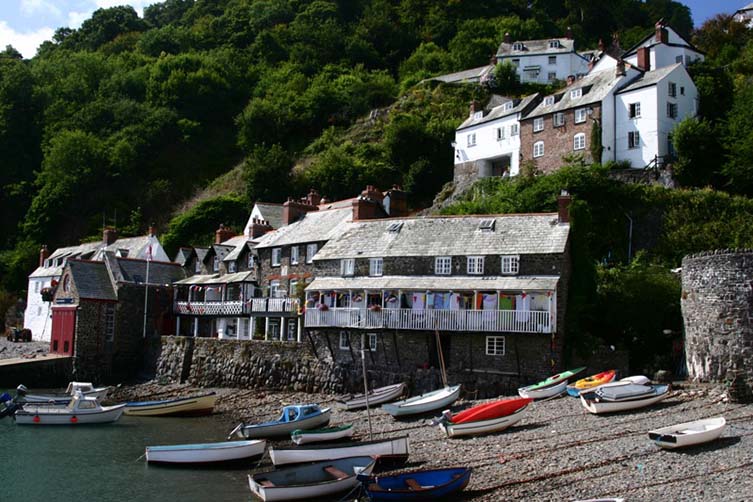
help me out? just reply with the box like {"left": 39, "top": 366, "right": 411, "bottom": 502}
{"left": 227, "top": 422, "right": 244, "bottom": 440}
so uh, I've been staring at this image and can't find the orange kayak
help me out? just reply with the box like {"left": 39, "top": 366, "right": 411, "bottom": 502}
{"left": 566, "top": 369, "right": 616, "bottom": 396}
{"left": 446, "top": 396, "right": 532, "bottom": 424}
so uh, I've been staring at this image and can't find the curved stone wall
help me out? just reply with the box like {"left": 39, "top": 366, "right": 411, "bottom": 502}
{"left": 681, "top": 249, "right": 753, "bottom": 385}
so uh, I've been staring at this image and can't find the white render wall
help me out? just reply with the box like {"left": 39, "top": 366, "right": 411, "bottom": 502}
{"left": 454, "top": 113, "right": 521, "bottom": 176}
{"left": 24, "top": 276, "right": 54, "bottom": 342}
{"left": 623, "top": 28, "right": 704, "bottom": 71}
{"left": 499, "top": 53, "right": 590, "bottom": 84}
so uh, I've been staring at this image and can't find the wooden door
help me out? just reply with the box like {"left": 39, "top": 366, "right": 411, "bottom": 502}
{"left": 50, "top": 307, "right": 76, "bottom": 355}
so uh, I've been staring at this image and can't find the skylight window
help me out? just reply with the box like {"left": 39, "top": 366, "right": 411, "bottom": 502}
{"left": 386, "top": 222, "right": 404, "bottom": 233}
{"left": 479, "top": 219, "right": 496, "bottom": 232}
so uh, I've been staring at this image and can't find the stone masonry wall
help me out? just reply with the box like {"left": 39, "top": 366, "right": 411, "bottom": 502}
{"left": 682, "top": 250, "right": 753, "bottom": 391}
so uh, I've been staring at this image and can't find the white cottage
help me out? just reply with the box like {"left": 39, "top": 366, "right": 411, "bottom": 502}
{"left": 496, "top": 32, "right": 590, "bottom": 85}
{"left": 622, "top": 21, "right": 704, "bottom": 71}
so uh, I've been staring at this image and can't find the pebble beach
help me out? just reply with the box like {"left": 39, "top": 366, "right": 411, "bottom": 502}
{"left": 109, "top": 382, "right": 753, "bottom": 502}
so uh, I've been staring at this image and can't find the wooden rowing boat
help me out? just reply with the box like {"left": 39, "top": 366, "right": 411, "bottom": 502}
{"left": 248, "top": 456, "right": 376, "bottom": 501}
{"left": 358, "top": 467, "right": 472, "bottom": 500}
{"left": 233, "top": 404, "right": 331, "bottom": 439}
{"left": 381, "top": 385, "right": 461, "bottom": 417}
{"left": 439, "top": 404, "right": 529, "bottom": 438}
{"left": 648, "top": 416, "right": 726, "bottom": 449}
{"left": 270, "top": 435, "right": 409, "bottom": 466}
{"left": 124, "top": 392, "right": 217, "bottom": 417}
{"left": 566, "top": 370, "right": 617, "bottom": 397}
{"left": 337, "top": 383, "right": 407, "bottom": 410}
{"left": 291, "top": 424, "right": 354, "bottom": 445}
{"left": 580, "top": 384, "right": 670, "bottom": 414}
{"left": 145, "top": 439, "right": 266, "bottom": 464}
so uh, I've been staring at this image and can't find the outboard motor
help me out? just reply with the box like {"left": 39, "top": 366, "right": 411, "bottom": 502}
{"left": 0, "top": 392, "right": 18, "bottom": 419}
{"left": 16, "top": 384, "right": 28, "bottom": 396}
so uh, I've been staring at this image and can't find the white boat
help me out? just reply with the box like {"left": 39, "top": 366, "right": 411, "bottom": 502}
{"left": 15, "top": 392, "right": 125, "bottom": 425}
{"left": 233, "top": 404, "right": 331, "bottom": 439}
{"left": 270, "top": 435, "right": 409, "bottom": 466}
{"left": 648, "top": 417, "right": 726, "bottom": 449}
{"left": 338, "top": 383, "right": 407, "bottom": 410}
{"left": 124, "top": 392, "right": 218, "bottom": 417}
{"left": 580, "top": 384, "right": 670, "bottom": 414}
{"left": 518, "top": 380, "right": 567, "bottom": 400}
{"left": 248, "top": 456, "right": 376, "bottom": 502}
{"left": 146, "top": 439, "right": 266, "bottom": 464}
{"left": 17, "top": 382, "right": 112, "bottom": 404}
{"left": 291, "top": 424, "right": 354, "bottom": 445}
{"left": 381, "top": 385, "right": 461, "bottom": 417}
{"left": 439, "top": 404, "right": 529, "bottom": 438}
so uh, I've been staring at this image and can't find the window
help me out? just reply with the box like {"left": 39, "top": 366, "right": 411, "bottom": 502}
{"left": 533, "top": 141, "right": 544, "bottom": 158}
{"left": 339, "top": 331, "right": 350, "bottom": 350}
{"left": 548, "top": 40, "right": 560, "bottom": 49}
{"left": 369, "top": 258, "right": 383, "bottom": 277}
{"left": 533, "top": 117, "right": 544, "bottom": 132}
{"left": 386, "top": 222, "right": 403, "bottom": 233}
{"left": 667, "top": 102, "right": 678, "bottom": 119}
{"left": 37, "top": 306, "right": 42, "bottom": 316}
{"left": 548, "top": 55, "right": 557, "bottom": 64}
{"left": 44, "top": 259, "right": 50, "bottom": 268}
{"left": 473, "top": 111, "right": 483, "bottom": 120}
{"left": 513, "top": 42, "right": 524, "bottom": 51}
{"left": 271, "top": 248, "right": 282, "bottom": 267}
{"left": 290, "top": 246, "right": 299, "bottom": 265}
{"left": 212, "top": 256, "right": 219, "bottom": 272}
{"left": 34, "top": 281, "right": 40, "bottom": 293}
{"left": 680, "top": 86, "right": 685, "bottom": 96}
{"left": 548, "top": 72, "right": 557, "bottom": 82}
{"left": 676, "top": 55, "right": 683, "bottom": 64}
{"left": 105, "top": 305, "right": 115, "bottom": 342}
{"left": 496, "top": 127, "right": 505, "bottom": 141}
{"left": 574, "top": 108, "right": 587, "bottom": 123}
{"left": 286, "top": 320, "right": 297, "bottom": 341}
{"left": 289, "top": 280, "right": 298, "bottom": 297}
{"left": 341, "top": 258, "right": 355, "bottom": 276}
{"left": 511, "top": 58, "right": 520, "bottom": 66}
{"left": 573, "top": 133, "right": 586, "bottom": 151}
{"left": 503, "top": 101, "right": 514, "bottom": 111}
{"left": 486, "top": 335, "right": 506, "bottom": 356}
{"left": 544, "top": 96, "right": 555, "bottom": 106}
{"left": 629, "top": 102, "right": 641, "bottom": 118}
{"left": 270, "top": 280, "right": 281, "bottom": 298}
{"left": 479, "top": 219, "right": 495, "bottom": 232}
{"left": 467, "top": 133, "right": 476, "bottom": 147}
{"left": 247, "top": 253, "right": 254, "bottom": 270}
{"left": 553, "top": 112, "right": 565, "bottom": 127}
{"left": 195, "top": 259, "right": 201, "bottom": 273}
{"left": 467, "top": 256, "right": 484, "bottom": 275}
{"left": 628, "top": 131, "right": 640, "bottom": 149}
{"left": 510, "top": 123, "right": 519, "bottom": 136}
{"left": 570, "top": 88, "right": 582, "bottom": 99}
{"left": 501, "top": 255, "right": 520, "bottom": 274}
{"left": 668, "top": 82, "right": 677, "bottom": 97}
{"left": 228, "top": 261, "right": 237, "bottom": 273}
{"left": 306, "top": 243, "right": 317, "bottom": 263}
{"left": 435, "top": 257, "right": 452, "bottom": 275}
{"left": 368, "top": 333, "right": 378, "bottom": 352}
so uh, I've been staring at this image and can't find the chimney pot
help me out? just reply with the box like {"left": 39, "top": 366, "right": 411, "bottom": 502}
{"left": 103, "top": 227, "right": 118, "bottom": 246}
{"left": 565, "top": 26, "right": 573, "bottom": 39}
{"left": 636, "top": 47, "right": 651, "bottom": 71}
{"left": 215, "top": 224, "right": 235, "bottom": 244}
{"left": 615, "top": 60, "right": 626, "bottom": 77}
{"left": 39, "top": 245, "right": 50, "bottom": 268}
{"left": 558, "top": 191, "right": 572, "bottom": 224}
{"left": 504, "top": 32, "right": 511, "bottom": 44}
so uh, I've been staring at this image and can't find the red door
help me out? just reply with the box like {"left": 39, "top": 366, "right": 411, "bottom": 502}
{"left": 51, "top": 307, "right": 77, "bottom": 355}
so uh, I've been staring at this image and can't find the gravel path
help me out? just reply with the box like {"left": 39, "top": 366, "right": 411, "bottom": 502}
{"left": 0, "top": 338, "right": 50, "bottom": 360}
{"left": 109, "top": 383, "right": 752, "bottom": 501}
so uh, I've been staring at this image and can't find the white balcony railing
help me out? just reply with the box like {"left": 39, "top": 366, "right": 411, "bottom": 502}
{"left": 304, "top": 308, "right": 553, "bottom": 334}
{"left": 175, "top": 298, "right": 300, "bottom": 316}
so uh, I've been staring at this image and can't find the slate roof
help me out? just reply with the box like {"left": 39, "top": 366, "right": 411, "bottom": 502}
{"left": 525, "top": 67, "right": 625, "bottom": 118}
{"left": 616, "top": 63, "right": 680, "bottom": 93}
{"left": 67, "top": 260, "right": 116, "bottom": 301}
{"left": 622, "top": 24, "right": 703, "bottom": 57}
{"left": 254, "top": 207, "right": 353, "bottom": 249}
{"left": 458, "top": 93, "right": 540, "bottom": 130}
{"left": 255, "top": 203, "right": 285, "bottom": 229}
{"left": 174, "top": 271, "right": 255, "bottom": 285}
{"left": 497, "top": 37, "right": 575, "bottom": 57}
{"left": 313, "top": 213, "right": 569, "bottom": 260}
{"left": 194, "top": 247, "right": 210, "bottom": 264}
{"left": 115, "top": 258, "right": 186, "bottom": 285}
{"left": 173, "top": 247, "right": 194, "bottom": 266}
{"left": 737, "top": 3, "right": 753, "bottom": 12}
{"left": 224, "top": 240, "right": 255, "bottom": 262}
{"left": 94, "top": 235, "right": 151, "bottom": 260}
{"left": 427, "top": 65, "right": 494, "bottom": 84}
{"left": 307, "top": 275, "right": 560, "bottom": 292}
{"left": 30, "top": 242, "right": 102, "bottom": 278}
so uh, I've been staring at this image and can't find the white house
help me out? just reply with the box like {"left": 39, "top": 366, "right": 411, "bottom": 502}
{"left": 734, "top": 3, "right": 753, "bottom": 26}
{"left": 614, "top": 63, "right": 697, "bottom": 167}
{"left": 496, "top": 32, "right": 590, "bottom": 85}
{"left": 454, "top": 94, "right": 540, "bottom": 178}
{"left": 622, "top": 21, "right": 704, "bottom": 71}
{"left": 24, "top": 228, "right": 168, "bottom": 342}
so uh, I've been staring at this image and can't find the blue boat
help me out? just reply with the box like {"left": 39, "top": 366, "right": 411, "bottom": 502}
{"left": 358, "top": 467, "right": 472, "bottom": 500}
{"left": 230, "top": 404, "right": 331, "bottom": 439}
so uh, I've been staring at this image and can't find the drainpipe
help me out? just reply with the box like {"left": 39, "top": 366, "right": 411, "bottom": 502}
{"left": 625, "top": 212, "right": 633, "bottom": 262}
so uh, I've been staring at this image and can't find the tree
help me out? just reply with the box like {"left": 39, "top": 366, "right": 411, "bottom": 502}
{"left": 244, "top": 144, "right": 293, "bottom": 203}
{"left": 723, "top": 79, "right": 753, "bottom": 195}
{"left": 489, "top": 62, "right": 520, "bottom": 94}
{"left": 70, "top": 6, "right": 147, "bottom": 51}
{"left": 671, "top": 117, "right": 723, "bottom": 188}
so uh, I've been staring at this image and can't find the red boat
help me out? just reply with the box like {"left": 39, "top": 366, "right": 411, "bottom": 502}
{"left": 445, "top": 397, "right": 533, "bottom": 424}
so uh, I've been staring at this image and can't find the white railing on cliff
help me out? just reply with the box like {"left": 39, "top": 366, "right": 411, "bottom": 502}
{"left": 174, "top": 298, "right": 299, "bottom": 316}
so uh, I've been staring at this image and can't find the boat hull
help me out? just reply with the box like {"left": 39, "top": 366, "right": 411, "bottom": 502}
{"left": 249, "top": 456, "right": 376, "bottom": 502}
{"left": 448, "top": 397, "right": 531, "bottom": 424}
{"left": 520, "top": 367, "right": 586, "bottom": 392}
{"left": 382, "top": 385, "right": 461, "bottom": 417}
{"left": 291, "top": 424, "right": 354, "bottom": 445}
{"left": 359, "top": 467, "right": 472, "bottom": 501}
{"left": 270, "top": 435, "right": 409, "bottom": 466}
{"left": 567, "top": 370, "right": 617, "bottom": 396}
{"left": 339, "top": 383, "right": 407, "bottom": 410}
{"left": 648, "top": 417, "right": 726, "bottom": 449}
{"left": 518, "top": 380, "right": 567, "bottom": 400}
{"left": 241, "top": 409, "right": 331, "bottom": 439}
{"left": 146, "top": 439, "right": 266, "bottom": 464}
{"left": 124, "top": 393, "right": 217, "bottom": 417}
{"left": 15, "top": 404, "right": 126, "bottom": 424}
{"left": 441, "top": 405, "right": 528, "bottom": 438}
{"left": 580, "top": 385, "right": 670, "bottom": 414}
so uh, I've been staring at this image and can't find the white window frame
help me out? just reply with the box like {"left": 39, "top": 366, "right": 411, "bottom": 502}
{"left": 290, "top": 246, "right": 299, "bottom": 265}
{"left": 368, "top": 333, "right": 377, "bottom": 352}
{"left": 467, "top": 133, "right": 476, "bottom": 147}
{"left": 513, "top": 43, "right": 524, "bottom": 51}
{"left": 574, "top": 108, "right": 587, "bottom": 124}
{"left": 486, "top": 335, "right": 506, "bottom": 356}
{"left": 503, "top": 101, "right": 514, "bottom": 111}
{"left": 212, "top": 256, "right": 220, "bottom": 272}
{"left": 543, "top": 96, "right": 555, "bottom": 106}
{"left": 369, "top": 258, "right": 383, "bottom": 277}
{"left": 667, "top": 102, "right": 677, "bottom": 119}
{"left": 510, "top": 123, "right": 519, "bottom": 136}
{"left": 339, "top": 331, "right": 350, "bottom": 350}
{"left": 501, "top": 255, "right": 520, "bottom": 275}
{"left": 270, "top": 280, "right": 281, "bottom": 298}
{"left": 570, "top": 88, "right": 582, "bottom": 99}
{"left": 341, "top": 258, "right": 355, "bottom": 276}
{"left": 496, "top": 127, "right": 505, "bottom": 141}
{"left": 473, "top": 111, "right": 483, "bottom": 120}
{"left": 194, "top": 259, "right": 201, "bottom": 273}
{"left": 573, "top": 133, "right": 586, "bottom": 151}
{"left": 467, "top": 256, "right": 484, "bottom": 275}
{"left": 533, "top": 117, "right": 544, "bottom": 132}
{"left": 289, "top": 279, "right": 298, "bottom": 297}
{"left": 553, "top": 112, "right": 565, "bottom": 127}
{"left": 435, "top": 256, "right": 452, "bottom": 275}
{"left": 247, "top": 253, "right": 254, "bottom": 270}
{"left": 306, "top": 243, "right": 317, "bottom": 263}
{"left": 271, "top": 248, "right": 282, "bottom": 267}
{"left": 34, "top": 281, "right": 40, "bottom": 293}
{"left": 629, "top": 102, "right": 641, "bottom": 118}
{"left": 548, "top": 55, "right": 557, "bottom": 64}
{"left": 228, "top": 261, "right": 237, "bottom": 273}
{"left": 533, "top": 141, "right": 544, "bottom": 158}
{"left": 628, "top": 131, "right": 640, "bottom": 149}
{"left": 668, "top": 81, "right": 677, "bottom": 97}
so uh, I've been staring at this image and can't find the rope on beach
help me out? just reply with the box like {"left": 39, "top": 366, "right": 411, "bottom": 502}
{"left": 134, "top": 452, "right": 146, "bottom": 462}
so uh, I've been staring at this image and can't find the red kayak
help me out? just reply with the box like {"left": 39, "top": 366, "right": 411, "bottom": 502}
{"left": 447, "top": 397, "right": 533, "bottom": 424}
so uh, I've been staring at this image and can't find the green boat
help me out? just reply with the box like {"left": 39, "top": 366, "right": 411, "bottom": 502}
{"left": 290, "top": 423, "right": 355, "bottom": 445}
{"left": 518, "top": 367, "right": 587, "bottom": 398}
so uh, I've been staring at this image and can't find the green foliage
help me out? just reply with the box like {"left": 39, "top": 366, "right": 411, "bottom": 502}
{"left": 590, "top": 119, "right": 602, "bottom": 164}
{"left": 671, "top": 117, "right": 721, "bottom": 188}
{"left": 245, "top": 144, "right": 293, "bottom": 203}
{"left": 489, "top": 62, "right": 520, "bottom": 94}
{"left": 722, "top": 79, "right": 753, "bottom": 195}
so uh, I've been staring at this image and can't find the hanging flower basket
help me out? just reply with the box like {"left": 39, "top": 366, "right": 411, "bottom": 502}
{"left": 40, "top": 287, "right": 54, "bottom": 302}
{"left": 369, "top": 304, "right": 382, "bottom": 312}
{"left": 317, "top": 304, "right": 329, "bottom": 311}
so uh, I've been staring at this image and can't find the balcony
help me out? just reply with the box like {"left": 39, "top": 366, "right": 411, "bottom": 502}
{"left": 304, "top": 307, "right": 553, "bottom": 334}
{"left": 175, "top": 298, "right": 300, "bottom": 316}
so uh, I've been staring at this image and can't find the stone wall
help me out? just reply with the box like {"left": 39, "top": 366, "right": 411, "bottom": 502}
{"left": 682, "top": 250, "right": 753, "bottom": 392}
{"left": 257, "top": 244, "right": 319, "bottom": 291}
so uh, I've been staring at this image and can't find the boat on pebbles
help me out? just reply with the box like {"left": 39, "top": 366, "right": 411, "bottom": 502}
{"left": 337, "top": 383, "right": 407, "bottom": 410}
{"left": 648, "top": 417, "right": 726, "bottom": 449}
{"left": 580, "top": 382, "right": 670, "bottom": 414}
{"left": 232, "top": 404, "right": 330, "bottom": 439}
{"left": 291, "top": 424, "right": 354, "bottom": 445}
{"left": 381, "top": 385, "right": 461, "bottom": 417}
{"left": 270, "top": 435, "right": 409, "bottom": 466}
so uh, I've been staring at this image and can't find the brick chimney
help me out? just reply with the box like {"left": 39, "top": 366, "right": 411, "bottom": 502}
{"left": 352, "top": 185, "right": 386, "bottom": 221}
{"left": 247, "top": 218, "right": 273, "bottom": 238}
{"left": 103, "top": 227, "right": 118, "bottom": 246}
{"left": 566, "top": 75, "right": 575, "bottom": 85}
{"left": 384, "top": 185, "right": 408, "bottom": 217}
{"left": 565, "top": 26, "right": 573, "bottom": 40}
{"left": 615, "top": 60, "right": 626, "bottom": 77}
{"left": 215, "top": 223, "right": 235, "bottom": 244}
{"left": 305, "top": 188, "right": 321, "bottom": 206}
{"left": 598, "top": 38, "right": 605, "bottom": 52}
{"left": 655, "top": 20, "right": 668, "bottom": 44}
{"left": 636, "top": 47, "right": 650, "bottom": 71}
{"left": 469, "top": 100, "right": 481, "bottom": 117}
{"left": 282, "top": 197, "right": 318, "bottom": 225}
{"left": 504, "top": 32, "right": 511, "bottom": 44}
{"left": 39, "top": 245, "right": 49, "bottom": 268}
{"left": 147, "top": 223, "right": 156, "bottom": 236}
{"left": 558, "top": 190, "right": 572, "bottom": 224}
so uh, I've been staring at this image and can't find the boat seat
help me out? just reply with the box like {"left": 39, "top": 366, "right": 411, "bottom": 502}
{"left": 258, "top": 479, "right": 275, "bottom": 487}
{"left": 404, "top": 478, "right": 423, "bottom": 490}
{"left": 324, "top": 466, "right": 349, "bottom": 480}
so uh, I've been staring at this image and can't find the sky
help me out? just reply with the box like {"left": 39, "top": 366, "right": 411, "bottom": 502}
{"left": 0, "top": 0, "right": 749, "bottom": 59}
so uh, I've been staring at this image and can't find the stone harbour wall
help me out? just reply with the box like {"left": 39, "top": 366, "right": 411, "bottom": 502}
{"left": 682, "top": 250, "right": 753, "bottom": 393}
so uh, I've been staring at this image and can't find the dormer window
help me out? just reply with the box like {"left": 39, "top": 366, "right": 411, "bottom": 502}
{"left": 503, "top": 101, "right": 514, "bottom": 111}
{"left": 544, "top": 96, "right": 555, "bottom": 106}
{"left": 247, "top": 253, "right": 254, "bottom": 270}
{"left": 212, "top": 256, "right": 220, "bottom": 272}
{"left": 513, "top": 42, "right": 524, "bottom": 51}
{"left": 341, "top": 258, "right": 355, "bottom": 276}
{"left": 228, "top": 261, "right": 237, "bottom": 273}
{"left": 548, "top": 40, "right": 560, "bottom": 49}
{"left": 570, "top": 88, "right": 582, "bottom": 99}
{"left": 44, "top": 259, "right": 51, "bottom": 268}
{"left": 473, "top": 110, "right": 483, "bottom": 119}
{"left": 116, "top": 249, "right": 129, "bottom": 258}
{"left": 194, "top": 259, "right": 201, "bottom": 273}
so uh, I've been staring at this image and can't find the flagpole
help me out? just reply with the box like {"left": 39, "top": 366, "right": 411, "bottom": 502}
{"left": 142, "top": 237, "right": 152, "bottom": 339}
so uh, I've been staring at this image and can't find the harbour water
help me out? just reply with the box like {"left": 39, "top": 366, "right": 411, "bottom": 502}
{"left": 1, "top": 410, "right": 252, "bottom": 501}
